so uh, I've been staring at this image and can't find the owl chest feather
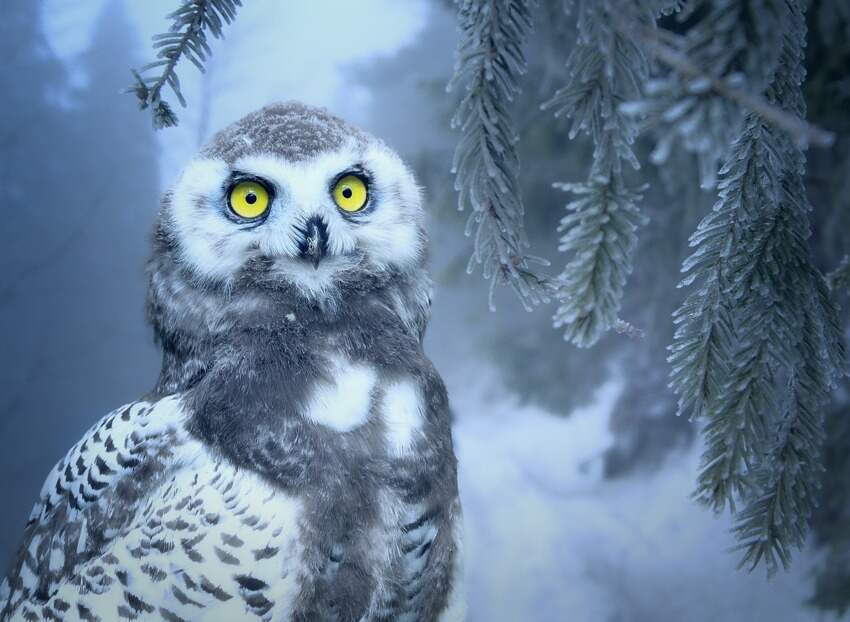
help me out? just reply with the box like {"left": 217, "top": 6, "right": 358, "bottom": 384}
{"left": 175, "top": 312, "right": 458, "bottom": 620}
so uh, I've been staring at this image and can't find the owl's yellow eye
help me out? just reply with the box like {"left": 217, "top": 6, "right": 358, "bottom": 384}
{"left": 332, "top": 175, "right": 368, "bottom": 213}
{"left": 228, "top": 181, "right": 270, "bottom": 220}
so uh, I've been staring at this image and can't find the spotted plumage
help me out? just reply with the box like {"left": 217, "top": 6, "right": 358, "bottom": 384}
{"left": 1, "top": 102, "right": 465, "bottom": 621}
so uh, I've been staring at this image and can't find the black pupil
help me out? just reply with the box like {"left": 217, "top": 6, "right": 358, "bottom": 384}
{"left": 342, "top": 187, "right": 353, "bottom": 199}
{"left": 245, "top": 192, "right": 257, "bottom": 205}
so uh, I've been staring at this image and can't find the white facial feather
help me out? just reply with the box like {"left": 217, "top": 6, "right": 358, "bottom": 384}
{"left": 169, "top": 159, "right": 256, "bottom": 283}
{"left": 270, "top": 254, "right": 359, "bottom": 302}
{"left": 357, "top": 145, "right": 424, "bottom": 270}
{"left": 165, "top": 134, "right": 424, "bottom": 294}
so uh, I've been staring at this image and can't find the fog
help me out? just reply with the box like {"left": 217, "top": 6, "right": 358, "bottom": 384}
{"left": 0, "top": 1, "right": 844, "bottom": 620}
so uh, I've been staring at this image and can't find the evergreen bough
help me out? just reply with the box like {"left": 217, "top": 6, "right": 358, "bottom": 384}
{"left": 448, "top": 0, "right": 551, "bottom": 311}
{"left": 542, "top": 0, "right": 651, "bottom": 347}
{"left": 669, "top": 0, "right": 847, "bottom": 573}
{"left": 129, "top": 0, "right": 241, "bottom": 128}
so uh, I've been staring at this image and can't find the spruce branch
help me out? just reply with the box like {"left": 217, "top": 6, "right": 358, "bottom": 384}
{"left": 617, "top": 0, "right": 833, "bottom": 191}
{"left": 670, "top": 114, "right": 776, "bottom": 425}
{"left": 448, "top": 0, "right": 552, "bottom": 311}
{"left": 671, "top": 0, "right": 847, "bottom": 573}
{"left": 734, "top": 313, "right": 829, "bottom": 575}
{"left": 549, "top": 177, "right": 647, "bottom": 347}
{"left": 129, "top": 0, "right": 241, "bottom": 129}
{"left": 543, "top": 0, "right": 651, "bottom": 347}
{"left": 630, "top": 17, "right": 835, "bottom": 148}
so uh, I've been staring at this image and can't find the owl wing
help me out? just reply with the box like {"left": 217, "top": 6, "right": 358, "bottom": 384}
{"left": 0, "top": 395, "right": 188, "bottom": 616}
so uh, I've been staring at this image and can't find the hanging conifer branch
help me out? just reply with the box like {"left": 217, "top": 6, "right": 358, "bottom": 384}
{"left": 619, "top": 0, "right": 833, "bottom": 189}
{"left": 541, "top": 0, "right": 652, "bottom": 347}
{"left": 448, "top": 0, "right": 552, "bottom": 311}
{"left": 670, "top": 0, "right": 847, "bottom": 574}
{"left": 670, "top": 113, "right": 764, "bottom": 440}
{"left": 129, "top": 0, "right": 241, "bottom": 129}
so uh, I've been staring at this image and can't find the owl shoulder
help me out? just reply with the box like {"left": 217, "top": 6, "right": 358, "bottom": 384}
{"left": 2, "top": 395, "right": 189, "bottom": 611}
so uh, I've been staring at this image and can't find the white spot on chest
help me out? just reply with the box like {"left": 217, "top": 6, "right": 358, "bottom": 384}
{"left": 303, "top": 356, "right": 377, "bottom": 432}
{"left": 381, "top": 378, "right": 425, "bottom": 456}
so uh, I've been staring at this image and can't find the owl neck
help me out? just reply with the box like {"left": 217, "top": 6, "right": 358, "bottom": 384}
{"left": 147, "top": 253, "right": 431, "bottom": 395}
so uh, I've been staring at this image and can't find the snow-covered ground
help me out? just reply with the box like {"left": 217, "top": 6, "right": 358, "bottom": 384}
{"left": 452, "top": 375, "right": 822, "bottom": 622}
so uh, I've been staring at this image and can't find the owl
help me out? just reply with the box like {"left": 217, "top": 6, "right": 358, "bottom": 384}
{"left": 0, "top": 102, "right": 465, "bottom": 622}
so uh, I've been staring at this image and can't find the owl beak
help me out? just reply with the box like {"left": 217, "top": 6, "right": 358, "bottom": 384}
{"left": 298, "top": 216, "right": 328, "bottom": 270}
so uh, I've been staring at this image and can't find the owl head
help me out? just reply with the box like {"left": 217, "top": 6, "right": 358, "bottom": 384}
{"left": 156, "top": 102, "right": 426, "bottom": 299}
{"left": 147, "top": 103, "right": 432, "bottom": 381}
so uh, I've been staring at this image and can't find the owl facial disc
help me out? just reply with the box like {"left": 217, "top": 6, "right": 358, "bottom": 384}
{"left": 162, "top": 102, "right": 427, "bottom": 300}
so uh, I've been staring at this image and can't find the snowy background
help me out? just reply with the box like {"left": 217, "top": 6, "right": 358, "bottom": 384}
{"left": 0, "top": 1, "right": 838, "bottom": 620}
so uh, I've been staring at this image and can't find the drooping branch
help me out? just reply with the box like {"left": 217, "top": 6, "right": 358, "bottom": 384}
{"left": 448, "top": 0, "right": 552, "bottom": 311}
{"left": 670, "top": 0, "right": 847, "bottom": 574}
{"left": 617, "top": 0, "right": 834, "bottom": 191}
{"left": 129, "top": 0, "right": 241, "bottom": 129}
{"left": 542, "top": 0, "right": 652, "bottom": 347}
{"left": 619, "top": 11, "right": 834, "bottom": 149}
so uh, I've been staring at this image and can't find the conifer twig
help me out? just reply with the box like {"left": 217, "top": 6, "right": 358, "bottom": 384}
{"left": 129, "top": 0, "right": 241, "bottom": 129}
{"left": 615, "top": 14, "right": 835, "bottom": 148}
